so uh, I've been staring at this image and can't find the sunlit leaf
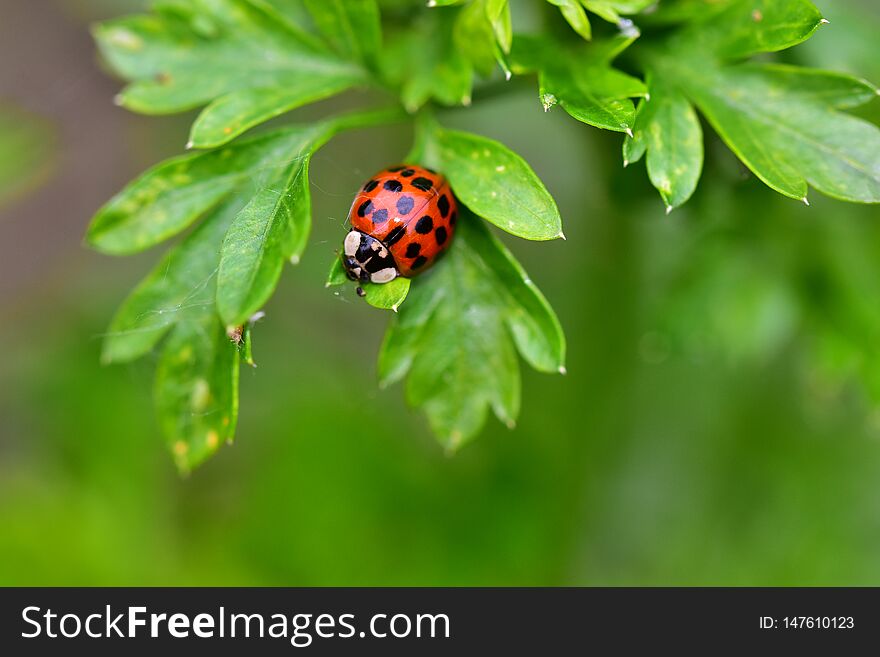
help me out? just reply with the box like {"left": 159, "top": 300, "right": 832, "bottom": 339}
{"left": 424, "top": 123, "right": 564, "bottom": 241}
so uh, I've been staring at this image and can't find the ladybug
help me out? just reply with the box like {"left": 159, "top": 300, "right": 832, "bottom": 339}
{"left": 341, "top": 164, "right": 457, "bottom": 287}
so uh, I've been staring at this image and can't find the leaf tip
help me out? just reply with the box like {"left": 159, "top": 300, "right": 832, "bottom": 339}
{"left": 802, "top": 196, "right": 810, "bottom": 207}
{"left": 623, "top": 158, "right": 629, "bottom": 168}
{"left": 819, "top": 17, "right": 830, "bottom": 25}
{"left": 185, "top": 139, "right": 194, "bottom": 150}
{"left": 505, "top": 418, "right": 516, "bottom": 430}
{"left": 427, "top": 0, "right": 437, "bottom": 6}
{"left": 557, "top": 231, "right": 567, "bottom": 241}
{"left": 625, "top": 127, "right": 634, "bottom": 139}
{"left": 558, "top": 365, "right": 567, "bottom": 375}
{"left": 665, "top": 204, "right": 673, "bottom": 215}
{"left": 645, "top": 92, "right": 651, "bottom": 102}
{"left": 290, "top": 254, "right": 301, "bottom": 265}
{"left": 444, "top": 430, "right": 464, "bottom": 455}
{"left": 112, "top": 93, "right": 124, "bottom": 107}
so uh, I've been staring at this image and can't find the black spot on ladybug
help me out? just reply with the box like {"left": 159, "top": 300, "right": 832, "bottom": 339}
{"left": 437, "top": 194, "right": 450, "bottom": 218}
{"left": 415, "top": 215, "right": 433, "bottom": 234}
{"left": 371, "top": 208, "right": 389, "bottom": 224}
{"left": 363, "top": 179, "right": 379, "bottom": 192}
{"left": 383, "top": 179, "right": 403, "bottom": 192}
{"left": 450, "top": 211, "right": 457, "bottom": 225}
{"left": 385, "top": 226, "right": 406, "bottom": 246}
{"left": 405, "top": 242, "right": 421, "bottom": 258}
{"left": 357, "top": 200, "right": 373, "bottom": 217}
{"left": 396, "top": 196, "right": 414, "bottom": 215}
{"left": 388, "top": 166, "right": 405, "bottom": 172}
{"left": 401, "top": 168, "right": 415, "bottom": 177}
{"left": 411, "top": 255, "right": 428, "bottom": 269}
{"left": 411, "top": 177, "right": 433, "bottom": 192}
{"left": 435, "top": 226, "right": 448, "bottom": 246}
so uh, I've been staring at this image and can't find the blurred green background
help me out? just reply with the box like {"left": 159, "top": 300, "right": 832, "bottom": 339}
{"left": 2, "top": 0, "right": 880, "bottom": 585}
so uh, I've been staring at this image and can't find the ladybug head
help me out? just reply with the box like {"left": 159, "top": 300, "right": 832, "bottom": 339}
{"left": 341, "top": 230, "right": 399, "bottom": 285}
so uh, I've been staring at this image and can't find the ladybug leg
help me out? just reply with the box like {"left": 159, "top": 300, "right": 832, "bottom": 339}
{"left": 356, "top": 287, "right": 366, "bottom": 298}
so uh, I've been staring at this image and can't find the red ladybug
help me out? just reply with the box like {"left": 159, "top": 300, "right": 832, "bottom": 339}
{"left": 341, "top": 164, "right": 457, "bottom": 286}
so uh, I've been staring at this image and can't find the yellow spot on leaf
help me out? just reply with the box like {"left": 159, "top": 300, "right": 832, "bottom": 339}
{"left": 191, "top": 378, "right": 211, "bottom": 411}
{"left": 108, "top": 28, "right": 143, "bottom": 50}
{"left": 173, "top": 441, "right": 188, "bottom": 456}
{"left": 206, "top": 431, "right": 219, "bottom": 449}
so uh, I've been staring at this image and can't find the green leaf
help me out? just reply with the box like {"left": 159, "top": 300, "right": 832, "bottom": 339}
{"left": 213, "top": 108, "right": 407, "bottom": 326}
{"left": 303, "top": 0, "right": 382, "bottom": 67}
{"left": 216, "top": 125, "right": 323, "bottom": 326}
{"left": 424, "top": 123, "right": 563, "bottom": 241}
{"left": 699, "top": 0, "right": 824, "bottom": 59}
{"left": 455, "top": 0, "right": 503, "bottom": 78}
{"left": 324, "top": 258, "right": 410, "bottom": 310}
{"left": 380, "top": 12, "right": 473, "bottom": 111}
{"left": 674, "top": 61, "right": 880, "bottom": 203}
{"left": 101, "top": 198, "right": 240, "bottom": 364}
{"left": 548, "top": 0, "right": 592, "bottom": 41}
{"left": 379, "top": 212, "right": 565, "bottom": 449}
{"left": 582, "top": 1, "right": 654, "bottom": 25}
{"left": 624, "top": 76, "right": 704, "bottom": 210}
{"left": 155, "top": 311, "right": 239, "bottom": 473}
{"left": 93, "top": 0, "right": 362, "bottom": 114}
{"left": 461, "top": 214, "right": 566, "bottom": 373}
{"left": 635, "top": 0, "right": 880, "bottom": 205}
{"left": 486, "top": 0, "right": 512, "bottom": 54}
{"left": 326, "top": 257, "right": 348, "bottom": 287}
{"left": 87, "top": 127, "right": 312, "bottom": 254}
{"left": 188, "top": 74, "right": 360, "bottom": 148}
{"left": 364, "top": 277, "right": 411, "bottom": 312}
{"left": 512, "top": 35, "right": 646, "bottom": 133}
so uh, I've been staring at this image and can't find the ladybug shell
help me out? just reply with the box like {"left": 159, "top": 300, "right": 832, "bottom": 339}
{"left": 347, "top": 165, "right": 457, "bottom": 278}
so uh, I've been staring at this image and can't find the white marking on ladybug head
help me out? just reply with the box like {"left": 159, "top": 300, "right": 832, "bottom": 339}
{"left": 344, "top": 230, "right": 361, "bottom": 257}
{"left": 370, "top": 267, "right": 397, "bottom": 284}
{"left": 369, "top": 240, "right": 381, "bottom": 251}
{"left": 378, "top": 246, "right": 388, "bottom": 258}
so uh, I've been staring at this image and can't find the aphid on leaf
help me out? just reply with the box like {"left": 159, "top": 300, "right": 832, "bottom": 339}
{"left": 341, "top": 164, "right": 457, "bottom": 292}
